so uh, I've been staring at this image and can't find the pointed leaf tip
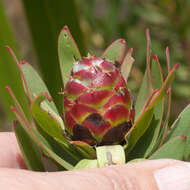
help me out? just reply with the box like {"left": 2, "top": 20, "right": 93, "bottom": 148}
{"left": 58, "top": 25, "right": 82, "bottom": 85}
{"left": 62, "top": 25, "right": 69, "bottom": 31}
{"left": 10, "top": 105, "right": 16, "bottom": 111}
{"left": 146, "top": 28, "right": 150, "bottom": 36}
{"left": 5, "top": 86, "right": 10, "bottom": 91}
{"left": 120, "top": 38, "right": 126, "bottom": 46}
{"left": 6, "top": 46, "right": 19, "bottom": 66}
{"left": 20, "top": 61, "right": 27, "bottom": 65}
{"left": 181, "top": 135, "right": 187, "bottom": 140}
{"left": 102, "top": 38, "right": 126, "bottom": 64}
{"left": 128, "top": 48, "right": 133, "bottom": 55}
{"left": 167, "top": 87, "right": 171, "bottom": 94}
{"left": 175, "top": 63, "right": 179, "bottom": 69}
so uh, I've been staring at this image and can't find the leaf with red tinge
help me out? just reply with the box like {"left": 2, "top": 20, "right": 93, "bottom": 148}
{"left": 102, "top": 38, "right": 126, "bottom": 64}
{"left": 11, "top": 105, "right": 74, "bottom": 170}
{"left": 135, "top": 29, "right": 154, "bottom": 120}
{"left": 126, "top": 63, "right": 178, "bottom": 154}
{"left": 166, "top": 103, "right": 190, "bottom": 160}
{"left": 127, "top": 56, "right": 164, "bottom": 159}
{"left": 71, "top": 141, "right": 96, "bottom": 159}
{"left": 18, "top": 62, "right": 59, "bottom": 114}
{"left": 13, "top": 120, "right": 45, "bottom": 171}
{"left": 30, "top": 92, "right": 65, "bottom": 141}
{"left": 125, "top": 107, "right": 154, "bottom": 154}
{"left": 6, "top": 86, "right": 31, "bottom": 121}
{"left": 30, "top": 93, "right": 82, "bottom": 162}
{"left": 58, "top": 26, "right": 82, "bottom": 85}
{"left": 148, "top": 64, "right": 178, "bottom": 109}
{"left": 135, "top": 69, "right": 152, "bottom": 120}
{"left": 149, "top": 136, "right": 186, "bottom": 160}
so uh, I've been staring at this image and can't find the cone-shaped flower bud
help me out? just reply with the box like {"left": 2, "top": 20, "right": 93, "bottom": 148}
{"left": 64, "top": 55, "right": 134, "bottom": 145}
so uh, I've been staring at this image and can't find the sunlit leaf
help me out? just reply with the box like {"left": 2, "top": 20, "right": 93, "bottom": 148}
{"left": 58, "top": 26, "right": 82, "bottom": 85}
{"left": 102, "top": 39, "right": 126, "bottom": 64}
{"left": 166, "top": 104, "right": 190, "bottom": 159}
{"left": 31, "top": 92, "right": 65, "bottom": 139}
{"left": 149, "top": 136, "right": 186, "bottom": 160}
{"left": 71, "top": 141, "right": 96, "bottom": 159}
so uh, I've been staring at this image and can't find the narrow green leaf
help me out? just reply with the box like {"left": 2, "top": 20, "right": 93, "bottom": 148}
{"left": 19, "top": 62, "right": 58, "bottom": 113}
{"left": 58, "top": 26, "right": 82, "bottom": 85}
{"left": 0, "top": 1, "right": 29, "bottom": 120}
{"left": 126, "top": 63, "right": 177, "bottom": 154}
{"left": 6, "top": 86, "right": 31, "bottom": 121}
{"left": 11, "top": 105, "right": 74, "bottom": 170}
{"left": 30, "top": 93, "right": 82, "bottom": 163}
{"left": 126, "top": 108, "right": 154, "bottom": 154}
{"left": 74, "top": 159, "right": 98, "bottom": 170}
{"left": 153, "top": 90, "right": 171, "bottom": 151}
{"left": 21, "top": 0, "right": 86, "bottom": 112}
{"left": 19, "top": 62, "right": 65, "bottom": 130}
{"left": 30, "top": 92, "right": 65, "bottom": 140}
{"left": 135, "top": 29, "right": 156, "bottom": 120}
{"left": 71, "top": 141, "right": 96, "bottom": 159}
{"left": 102, "top": 39, "right": 126, "bottom": 64}
{"left": 13, "top": 120, "right": 45, "bottom": 171}
{"left": 127, "top": 114, "right": 160, "bottom": 160}
{"left": 166, "top": 104, "right": 190, "bottom": 159}
{"left": 32, "top": 128, "right": 74, "bottom": 170}
{"left": 127, "top": 58, "right": 164, "bottom": 159}
{"left": 135, "top": 70, "right": 152, "bottom": 120}
{"left": 148, "top": 64, "right": 178, "bottom": 109}
{"left": 34, "top": 123, "right": 79, "bottom": 165}
{"left": 149, "top": 136, "right": 186, "bottom": 160}
{"left": 96, "top": 145, "right": 125, "bottom": 168}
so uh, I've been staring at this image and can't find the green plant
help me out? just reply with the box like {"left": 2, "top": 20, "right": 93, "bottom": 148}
{"left": 6, "top": 27, "right": 190, "bottom": 171}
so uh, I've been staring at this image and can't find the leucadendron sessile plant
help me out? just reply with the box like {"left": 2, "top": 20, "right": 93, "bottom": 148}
{"left": 5, "top": 27, "right": 190, "bottom": 171}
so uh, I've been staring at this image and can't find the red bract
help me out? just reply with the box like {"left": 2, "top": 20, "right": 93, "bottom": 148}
{"left": 63, "top": 56, "right": 133, "bottom": 145}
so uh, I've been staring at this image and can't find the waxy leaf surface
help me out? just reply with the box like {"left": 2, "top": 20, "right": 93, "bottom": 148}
{"left": 11, "top": 106, "right": 74, "bottom": 170}
{"left": 166, "top": 104, "right": 190, "bottom": 159}
{"left": 19, "top": 62, "right": 59, "bottom": 113}
{"left": 149, "top": 136, "right": 186, "bottom": 160}
{"left": 31, "top": 93, "right": 65, "bottom": 140}
{"left": 58, "top": 26, "right": 81, "bottom": 85}
{"left": 14, "top": 121, "right": 45, "bottom": 171}
{"left": 71, "top": 141, "right": 96, "bottom": 159}
{"left": 102, "top": 39, "right": 126, "bottom": 64}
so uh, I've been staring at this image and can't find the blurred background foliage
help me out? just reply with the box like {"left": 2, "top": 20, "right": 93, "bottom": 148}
{"left": 0, "top": 0, "right": 189, "bottom": 131}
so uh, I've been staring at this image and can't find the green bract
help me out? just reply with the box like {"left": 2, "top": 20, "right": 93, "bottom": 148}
{"left": 6, "top": 27, "right": 190, "bottom": 171}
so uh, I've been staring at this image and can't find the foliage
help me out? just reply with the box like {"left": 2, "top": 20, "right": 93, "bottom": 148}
{"left": 6, "top": 27, "right": 190, "bottom": 171}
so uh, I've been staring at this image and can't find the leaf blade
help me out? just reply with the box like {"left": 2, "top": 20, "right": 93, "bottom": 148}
{"left": 149, "top": 136, "right": 186, "bottom": 160}
{"left": 102, "top": 39, "right": 126, "bottom": 64}
{"left": 58, "top": 26, "right": 82, "bottom": 85}
{"left": 13, "top": 120, "right": 45, "bottom": 171}
{"left": 166, "top": 103, "right": 190, "bottom": 159}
